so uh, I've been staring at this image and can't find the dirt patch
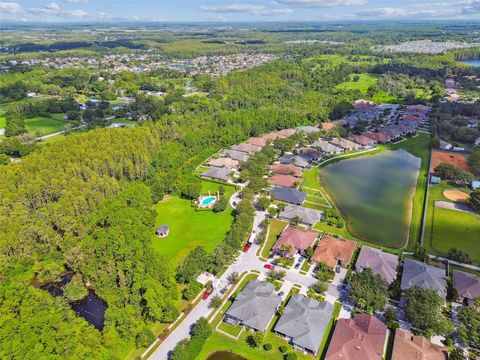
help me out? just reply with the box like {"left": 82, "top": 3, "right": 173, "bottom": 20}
{"left": 443, "top": 189, "right": 470, "bottom": 202}
{"left": 431, "top": 150, "right": 469, "bottom": 172}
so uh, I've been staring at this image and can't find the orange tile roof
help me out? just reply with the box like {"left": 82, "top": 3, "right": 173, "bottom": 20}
{"left": 312, "top": 235, "right": 357, "bottom": 267}
{"left": 270, "top": 163, "right": 303, "bottom": 177}
{"left": 322, "top": 122, "right": 336, "bottom": 130}
{"left": 272, "top": 227, "right": 317, "bottom": 257}
{"left": 268, "top": 174, "right": 302, "bottom": 188}
{"left": 392, "top": 330, "right": 448, "bottom": 360}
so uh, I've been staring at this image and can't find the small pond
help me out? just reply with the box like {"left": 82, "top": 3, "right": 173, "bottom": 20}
{"left": 42, "top": 275, "right": 107, "bottom": 330}
{"left": 320, "top": 149, "right": 421, "bottom": 248}
{"left": 459, "top": 59, "right": 480, "bottom": 67}
{"left": 205, "top": 351, "right": 248, "bottom": 360}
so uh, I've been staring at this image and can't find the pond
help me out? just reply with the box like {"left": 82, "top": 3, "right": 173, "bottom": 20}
{"left": 42, "top": 275, "right": 107, "bottom": 330}
{"left": 320, "top": 149, "right": 421, "bottom": 248}
{"left": 205, "top": 351, "right": 248, "bottom": 360}
{"left": 460, "top": 60, "right": 480, "bottom": 67}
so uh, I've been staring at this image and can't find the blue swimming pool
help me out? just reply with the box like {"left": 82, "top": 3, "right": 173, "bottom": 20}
{"left": 201, "top": 196, "right": 216, "bottom": 206}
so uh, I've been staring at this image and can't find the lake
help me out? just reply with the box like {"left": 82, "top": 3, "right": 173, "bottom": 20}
{"left": 460, "top": 60, "right": 480, "bottom": 67}
{"left": 206, "top": 351, "right": 247, "bottom": 360}
{"left": 320, "top": 150, "right": 421, "bottom": 248}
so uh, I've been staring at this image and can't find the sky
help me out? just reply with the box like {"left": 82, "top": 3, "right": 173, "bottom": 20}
{"left": 1, "top": 0, "right": 480, "bottom": 23}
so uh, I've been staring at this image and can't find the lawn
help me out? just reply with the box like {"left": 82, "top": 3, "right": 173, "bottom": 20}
{"left": 152, "top": 181, "right": 236, "bottom": 264}
{"left": 24, "top": 114, "right": 67, "bottom": 135}
{"left": 335, "top": 73, "right": 379, "bottom": 94}
{"left": 431, "top": 208, "right": 480, "bottom": 264}
{"left": 0, "top": 116, "right": 5, "bottom": 128}
{"left": 260, "top": 219, "right": 287, "bottom": 259}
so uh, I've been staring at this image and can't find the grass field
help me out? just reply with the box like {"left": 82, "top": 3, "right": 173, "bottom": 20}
{"left": 24, "top": 114, "right": 68, "bottom": 135}
{"left": 431, "top": 208, "right": 480, "bottom": 264}
{"left": 152, "top": 181, "right": 236, "bottom": 264}
{"left": 260, "top": 219, "right": 287, "bottom": 259}
{"left": 335, "top": 73, "right": 379, "bottom": 94}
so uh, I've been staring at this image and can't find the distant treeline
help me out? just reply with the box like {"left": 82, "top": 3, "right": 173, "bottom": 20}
{"left": 2, "top": 40, "right": 145, "bottom": 53}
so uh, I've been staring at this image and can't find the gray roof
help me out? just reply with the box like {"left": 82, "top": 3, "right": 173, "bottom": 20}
{"left": 271, "top": 187, "right": 307, "bottom": 205}
{"left": 279, "top": 155, "right": 310, "bottom": 168}
{"left": 355, "top": 246, "right": 399, "bottom": 284}
{"left": 311, "top": 140, "right": 343, "bottom": 154}
{"left": 279, "top": 204, "right": 323, "bottom": 226}
{"left": 156, "top": 224, "right": 169, "bottom": 233}
{"left": 225, "top": 280, "right": 281, "bottom": 331}
{"left": 275, "top": 294, "right": 333, "bottom": 354}
{"left": 296, "top": 126, "right": 321, "bottom": 134}
{"left": 223, "top": 149, "right": 249, "bottom": 162}
{"left": 201, "top": 167, "right": 231, "bottom": 182}
{"left": 401, "top": 259, "right": 447, "bottom": 297}
{"left": 453, "top": 270, "right": 480, "bottom": 301}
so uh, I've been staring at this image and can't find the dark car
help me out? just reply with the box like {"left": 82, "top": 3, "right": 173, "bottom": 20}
{"left": 294, "top": 263, "right": 301, "bottom": 269}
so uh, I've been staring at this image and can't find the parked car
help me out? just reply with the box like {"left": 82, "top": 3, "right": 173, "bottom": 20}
{"left": 294, "top": 263, "right": 301, "bottom": 269}
{"left": 335, "top": 265, "right": 341, "bottom": 273}
{"left": 202, "top": 291, "right": 211, "bottom": 300}
{"left": 278, "top": 291, "right": 284, "bottom": 297}
{"left": 243, "top": 243, "right": 251, "bottom": 252}
{"left": 264, "top": 263, "right": 274, "bottom": 270}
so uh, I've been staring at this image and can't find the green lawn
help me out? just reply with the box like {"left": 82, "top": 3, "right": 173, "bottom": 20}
{"left": 218, "top": 322, "right": 243, "bottom": 337}
{"left": 24, "top": 115, "right": 67, "bottom": 135}
{"left": 152, "top": 181, "right": 236, "bottom": 264}
{"left": 0, "top": 116, "right": 5, "bottom": 128}
{"left": 335, "top": 73, "right": 379, "bottom": 94}
{"left": 431, "top": 208, "right": 480, "bottom": 264}
{"left": 260, "top": 219, "right": 287, "bottom": 259}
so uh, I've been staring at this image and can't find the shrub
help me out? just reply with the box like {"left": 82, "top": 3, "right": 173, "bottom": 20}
{"left": 284, "top": 352, "right": 297, "bottom": 360}
{"left": 279, "top": 345, "right": 288, "bottom": 353}
{"left": 263, "top": 343, "right": 272, "bottom": 351}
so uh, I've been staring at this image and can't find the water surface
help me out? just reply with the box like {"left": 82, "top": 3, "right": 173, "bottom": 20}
{"left": 460, "top": 60, "right": 480, "bottom": 67}
{"left": 320, "top": 149, "right": 420, "bottom": 248}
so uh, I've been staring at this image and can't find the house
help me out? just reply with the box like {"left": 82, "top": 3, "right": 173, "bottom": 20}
{"left": 355, "top": 246, "right": 399, "bottom": 284}
{"left": 271, "top": 187, "right": 307, "bottom": 205}
{"left": 325, "top": 314, "right": 388, "bottom": 360}
{"left": 208, "top": 157, "right": 239, "bottom": 169}
{"left": 312, "top": 235, "right": 357, "bottom": 268}
{"left": 296, "top": 125, "right": 320, "bottom": 134}
{"left": 453, "top": 270, "right": 480, "bottom": 307}
{"left": 439, "top": 140, "right": 453, "bottom": 150}
{"left": 354, "top": 99, "right": 375, "bottom": 109}
{"left": 278, "top": 204, "right": 323, "bottom": 226}
{"left": 350, "top": 135, "right": 376, "bottom": 147}
{"left": 270, "top": 163, "right": 303, "bottom": 177}
{"left": 268, "top": 174, "right": 303, "bottom": 188}
{"left": 224, "top": 279, "right": 281, "bottom": 332}
{"left": 391, "top": 330, "right": 448, "bottom": 360}
{"left": 276, "top": 129, "right": 296, "bottom": 138}
{"left": 274, "top": 294, "right": 333, "bottom": 355}
{"left": 298, "top": 148, "right": 323, "bottom": 162}
{"left": 155, "top": 224, "right": 169, "bottom": 237}
{"left": 230, "top": 143, "right": 262, "bottom": 154}
{"left": 312, "top": 140, "right": 343, "bottom": 154}
{"left": 322, "top": 122, "right": 336, "bottom": 130}
{"left": 248, "top": 137, "right": 269, "bottom": 148}
{"left": 430, "top": 176, "right": 441, "bottom": 185}
{"left": 272, "top": 227, "right": 317, "bottom": 257}
{"left": 400, "top": 259, "right": 447, "bottom": 298}
{"left": 472, "top": 180, "right": 480, "bottom": 190}
{"left": 364, "top": 132, "right": 392, "bottom": 144}
{"left": 201, "top": 167, "right": 232, "bottom": 182}
{"left": 279, "top": 155, "right": 310, "bottom": 168}
{"left": 261, "top": 132, "right": 281, "bottom": 142}
{"left": 330, "top": 138, "right": 362, "bottom": 151}
{"left": 223, "top": 149, "right": 249, "bottom": 162}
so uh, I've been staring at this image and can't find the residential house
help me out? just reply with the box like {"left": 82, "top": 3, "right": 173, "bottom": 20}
{"left": 230, "top": 143, "right": 262, "bottom": 154}
{"left": 296, "top": 125, "right": 320, "bottom": 134}
{"left": 155, "top": 224, "right": 170, "bottom": 238}
{"left": 298, "top": 148, "right": 323, "bottom": 162}
{"left": 364, "top": 132, "right": 392, "bottom": 144}
{"left": 201, "top": 167, "right": 232, "bottom": 182}
{"left": 453, "top": 270, "right": 480, "bottom": 306}
{"left": 354, "top": 99, "right": 375, "bottom": 109}
{"left": 430, "top": 176, "right": 441, "bottom": 185}
{"left": 223, "top": 149, "right": 249, "bottom": 162}
{"left": 439, "top": 140, "right": 453, "bottom": 151}
{"left": 322, "top": 122, "right": 336, "bottom": 130}
{"left": 312, "top": 140, "right": 343, "bottom": 154}
{"left": 208, "top": 157, "right": 239, "bottom": 169}
{"left": 349, "top": 135, "right": 376, "bottom": 147}
{"left": 279, "top": 155, "right": 310, "bottom": 168}
{"left": 275, "top": 294, "right": 333, "bottom": 355}
{"left": 330, "top": 138, "right": 362, "bottom": 151}
{"left": 224, "top": 279, "right": 281, "bottom": 332}
{"left": 276, "top": 129, "right": 296, "bottom": 138}
{"left": 268, "top": 174, "right": 303, "bottom": 188}
{"left": 271, "top": 187, "right": 307, "bottom": 205}
{"left": 312, "top": 235, "right": 357, "bottom": 268}
{"left": 355, "top": 246, "right": 399, "bottom": 284}
{"left": 272, "top": 227, "right": 317, "bottom": 257}
{"left": 248, "top": 137, "right": 269, "bottom": 148}
{"left": 400, "top": 259, "right": 447, "bottom": 298}
{"left": 391, "top": 330, "right": 448, "bottom": 360}
{"left": 278, "top": 204, "right": 323, "bottom": 226}
{"left": 325, "top": 314, "right": 388, "bottom": 360}
{"left": 270, "top": 163, "right": 303, "bottom": 177}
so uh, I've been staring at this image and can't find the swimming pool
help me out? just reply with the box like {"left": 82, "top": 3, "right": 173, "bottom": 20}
{"left": 201, "top": 196, "right": 217, "bottom": 206}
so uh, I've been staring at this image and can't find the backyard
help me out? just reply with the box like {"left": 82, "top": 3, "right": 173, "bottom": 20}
{"left": 24, "top": 114, "right": 69, "bottom": 135}
{"left": 260, "top": 219, "right": 288, "bottom": 259}
{"left": 152, "top": 181, "right": 236, "bottom": 264}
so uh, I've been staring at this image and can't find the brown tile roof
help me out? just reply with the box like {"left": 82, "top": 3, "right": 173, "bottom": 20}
{"left": 261, "top": 132, "right": 281, "bottom": 141}
{"left": 325, "top": 314, "right": 387, "bottom": 360}
{"left": 312, "top": 235, "right": 357, "bottom": 267}
{"left": 248, "top": 137, "right": 269, "bottom": 147}
{"left": 267, "top": 174, "right": 303, "bottom": 188}
{"left": 270, "top": 163, "right": 303, "bottom": 177}
{"left": 276, "top": 129, "right": 296, "bottom": 138}
{"left": 350, "top": 135, "right": 376, "bottom": 146}
{"left": 208, "top": 157, "right": 240, "bottom": 169}
{"left": 391, "top": 330, "right": 448, "bottom": 360}
{"left": 322, "top": 122, "right": 336, "bottom": 130}
{"left": 272, "top": 226, "right": 317, "bottom": 257}
{"left": 364, "top": 132, "right": 392, "bottom": 143}
{"left": 230, "top": 143, "right": 262, "bottom": 154}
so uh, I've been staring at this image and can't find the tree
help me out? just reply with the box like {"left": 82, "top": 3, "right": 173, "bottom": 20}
{"left": 348, "top": 268, "right": 388, "bottom": 313}
{"left": 305, "top": 246, "right": 314, "bottom": 259}
{"left": 209, "top": 295, "right": 222, "bottom": 309}
{"left": 4, "top": 114, "right": 26, "bottom": 137}
{"left": 0, "top": 154, "right": 10, "bottom": 165}
{"left": 457, "top": 306, "right": 480, "bottom": 348}
{"left": 213, "top": 196, "right": 228, "bottom": 213}
{"left": 249, "top": 331, "right": 264, "bottom": 347}
{"left": 447, "top": 248, "right": 471, "bottom": 264}
{"left": 63, "top": 274, "right": 88, "bottom": 302}
{"left": 449, "top": 347, "right": 466, "bottom": 360}
{"left": 135, "top": 326, "right": 155, "bottom": 348}
{"left": 183, "top": 281, "right": 202, "bottom": 301}
{"left": 413, "top": 243, "right": 427, "bottom": 262}
{"left": 228, "top": 272, "right": 239, "bottom": 285}
{"left": 256, "top": 196, "right": 271, "bottom": 211}
{"left": 468, "top": 189, "right": 480, "bottom": 212}
{"left": 310, "top": 280, "right": 328, "bottom": 294}
{"left": 290, "top": 216, "right": 301, "bottom": 226}
{"left": 468, "top": 149, "right": 480, "bottom": 177}
{"left": 404, "top": 287, "right": 453, "bottom": 336}
{"left": 177, "top": 246, "right": 209, "bottom": 284}
{"left": 285, "top": 352, "right": 297, "bottom": 360}
{"left": 263, "top": 343, "right": 272, "bottom": 351}
{"left": 383, "top": 307, "right": 399, "bottom": 329}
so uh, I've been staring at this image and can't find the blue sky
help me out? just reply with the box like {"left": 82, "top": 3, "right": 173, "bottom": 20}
{"left": 1, "top": 0, "right": 480, "bottom": 22}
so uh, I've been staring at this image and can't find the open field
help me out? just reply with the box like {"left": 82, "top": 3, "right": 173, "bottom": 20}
{"left": 152, "top": 181, "right": 236, "bottom": 264}
{"left": 431, "top": 150, "right": 469, "bottom": 172}
{"left": 335, "top": 73, "right": 379, "bottom": 94}
{"left": 24, "top": 114, "right": 68, "bottom": 135}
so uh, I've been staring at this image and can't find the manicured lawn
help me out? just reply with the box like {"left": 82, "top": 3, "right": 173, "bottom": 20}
{"left": 0, "top": 116, "right": 6, "bottom": 128}
{"left": 152, "top": 181, "right": 236, "bottom": 264}
{"left": 260, "top": 219, "right": 287, "bottom": 259}
{"left": 24, "top": 115, "right": 67, "bottom": 135}
{"left": 431, "top": 208, "right": 480, "bottom": 264}
{"left": 218, "top": 322, "right": 243, "bottom": 337}
{"left": 335, "top": 73, "right": 379, "bottom": 94}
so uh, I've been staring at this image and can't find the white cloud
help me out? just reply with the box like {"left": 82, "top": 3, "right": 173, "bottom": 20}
{"left": 62, "top": 9, "right": 88, "bottom": 17}
{"left": 63, "top": 0, "right": 88, "bottom": 3}
{"left": 200, "top": 3, "right": 292, "bottom": 16}
{"left": 461, "top": 0, "right": 480, "bottom": 13}
{"left": 0, "top": 1, "right": 23, "bottom": 14}
{"left": 274, "top": 0, "right": 366, "bottom": 7}
{"left": 29, "top": 2, "right": 88, "bottom": 18}
{"left": 355, "top": 5, "right": 459, "bottom": 18}
{"left": 45, "top": 2, "right": 61, "bottom": 11}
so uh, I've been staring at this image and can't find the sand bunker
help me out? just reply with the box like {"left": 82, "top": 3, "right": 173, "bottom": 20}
{"left": 443, "top": 189, "right": 470, "bottom": 202}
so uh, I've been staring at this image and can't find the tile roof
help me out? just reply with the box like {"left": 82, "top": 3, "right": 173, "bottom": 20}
{"left": 270, "top": 163, "right": 303, "bottom": 177}
{"left": 230, "top": 143, "right": 262, "bottom": 154}
{"left": 267, "top": 174, "right": 303, "bottom": 188}
{"left": 349, "top": 135, "right": 376, "bottom": 146}
{"left": 278, "top": 204, "right": 323, "bottom": 226}
{"left": 247, "top": 137, "right": 269, "bottom": 147}
{"left": 355, "top": 246, "right": 399, "bottom": 284}
{"left": 312, "top": 140, "right": 343, "bottom": 154}
{"left": 208, "top": 157, "right": 239, "bottom": 169}
{"left": 272, "top": 226, "right": 317, "bottom": 257}
{"left": 312, "top": 235, "right": 357, "bottom": 267}
{"left": 201, "top": 167, "right": 231, "bottom": 182}
{"left": 453, "top": 270, "right": 480, "bottom": 302}
{"left": 330, "top": 138, "right": 362, "bottom": 150}
{"left": 296, "top": 126, "right": 321, "bottom": 134}
{"left": 391, "top": 330, "right": 448, "bottom": 360}
{"left": 275, "top": 294, "right": 333, "bottom": 354}
{"left": 223, "top": 149, "right": 249, "bottom": 162}
{"left": 279, "top": 155, "right": 311, "bottom": 168}
{"left": 270, "top": 187, "right": 307, "bottom": 205}
{"left": 400, "top": 259, "right": 447, "bottom": 298}
{"left": 363, "top": 132, "right": 392, "bottom": 143}
{"left": 325, "top": 314, "right": 387, "bottom": 360}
